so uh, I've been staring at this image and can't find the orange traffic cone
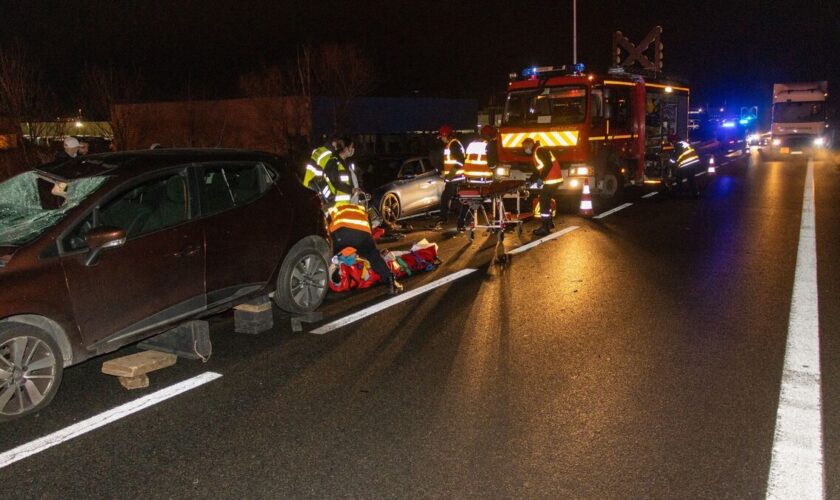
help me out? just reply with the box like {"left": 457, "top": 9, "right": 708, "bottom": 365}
{"left": 707, "top": 156, "right": 716, "bottom": 176}
{"left": 579, "top": 178, "right": 593, "bottom": 217}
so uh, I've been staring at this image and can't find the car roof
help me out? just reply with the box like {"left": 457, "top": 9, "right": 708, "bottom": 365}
{"left": 36, "top": 148, "right": 279, "bottom": 182}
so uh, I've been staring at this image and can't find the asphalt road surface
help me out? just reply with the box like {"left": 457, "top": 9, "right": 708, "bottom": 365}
{"left": 2, "top": 149, "right": 838, "bottom": 499}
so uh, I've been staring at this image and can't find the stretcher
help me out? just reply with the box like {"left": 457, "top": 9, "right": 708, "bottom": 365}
{"left": 457, "top": 179, "right": 533, "bottom": 242}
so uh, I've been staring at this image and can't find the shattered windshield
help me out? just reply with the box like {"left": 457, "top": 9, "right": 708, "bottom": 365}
{"left": 0, "top": 171, "right": 109, "bottom": 246}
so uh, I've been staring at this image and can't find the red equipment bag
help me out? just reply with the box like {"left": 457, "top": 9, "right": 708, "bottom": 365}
{"left": 329, "top": 259, "right": 381, "bottom": 292}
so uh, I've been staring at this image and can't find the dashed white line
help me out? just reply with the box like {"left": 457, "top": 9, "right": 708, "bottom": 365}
{"left": 695, "top": 171, "right": 707, "bottom": 177}
{"left": 311, "top": 268, "right": 478, "bottom": 334}
{"left": 0, "top": 371, "right": 223, "bottom": 470}
{"left": 593, "top": 203, "right": 633, "bottom": 219}
{"left": 766, "top": 159, "right": 823, "bottom": 499}
{"left": 506, "top": 225, "right": 579, "bottom": 256}
{"left": 641, "top": 192, "right": 659, "bottom": 199}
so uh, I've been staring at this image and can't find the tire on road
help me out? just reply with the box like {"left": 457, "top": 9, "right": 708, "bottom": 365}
{"left": 274, "top": 237, "right": 330, "bottom": 314}
{"left": 0, "top": 322, "right": 64, "bottom": 422}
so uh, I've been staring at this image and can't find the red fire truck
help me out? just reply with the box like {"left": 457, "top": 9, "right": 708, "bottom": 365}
{"left": 497, "top": 64, "right": 690, "bottom": 198}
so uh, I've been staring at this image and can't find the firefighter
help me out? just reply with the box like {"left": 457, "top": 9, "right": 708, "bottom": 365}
{"left": 430, "top": 124, "right": 466, "bottom": 231}
{"left": 668, "top": 135, "right": 700, "bottom": 197}
{"left": 329, "top": 203, "right": 404, "bottom": 295}
{"left": 522, "top": 137, "right": 563, "bottom": 236}
{"left": 324, "top": 137, "right": 360, "bottom": 208}
{"left": 303, "top": 135, "right": 339, "bottom": 202}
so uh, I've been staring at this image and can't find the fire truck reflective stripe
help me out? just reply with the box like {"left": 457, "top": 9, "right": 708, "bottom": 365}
{"left": 587, "top": 135, "right": 632, "bottom": 141}
{"left": 645, "top": 82, "right": 690, "bottom": 93}
{"left": 464, "top": 171, "right": 492, "bottom": 176}
{"left": 603, "top": 80, "right": 636, "bottom": 87}
{"left": 500, "top": 131, "right": 579, "bottom": 148}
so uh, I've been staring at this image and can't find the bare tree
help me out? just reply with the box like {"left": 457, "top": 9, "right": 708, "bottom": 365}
{"left": 82, "top": 64, "right": 147, "bottom": 150}
{"left": 313, "top": 43, "right": 375, "bottom": 134}
{"left": 0, "top": 40, "right": 54, "bottom": 163}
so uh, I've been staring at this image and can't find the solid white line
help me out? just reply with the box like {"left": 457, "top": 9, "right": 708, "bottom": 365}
{"left": 0, "top": 371, "right": 223, "bottom": 470}
{"left": 766, "top": 159, "right": 823, "bottom": 499}
{"left": 592, "top": 203, "right": 633, "bottom": 219}
{"left": 311, "top": 268, "right": 478, "bottom": 334}
{"left": 506, "top": 225, "right": 579, "bottom": 256}
{"left": 641, "top": 192, "right": 659, "bottom": 199}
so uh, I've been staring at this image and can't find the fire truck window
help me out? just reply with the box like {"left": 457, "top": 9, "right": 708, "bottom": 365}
{"left": 590, "top": 89, "right": 604, "bottom": 124}
{"left": 608, "top": 87, "right": 632, "bottom": 129}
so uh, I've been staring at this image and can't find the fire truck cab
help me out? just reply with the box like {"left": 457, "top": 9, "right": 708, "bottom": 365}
{"left": 497, "top": 64, "right": 690, "bottom": 198}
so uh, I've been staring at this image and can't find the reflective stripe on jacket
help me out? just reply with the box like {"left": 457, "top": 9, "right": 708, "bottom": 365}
{"left": 533, "top": 146, "right": 564, "bottom": 185}
{"left": 463, "top": 140, "right": 493, "bottom": 181}
{"left": 442, "top": 138, "right": 465, "bottom": 181}
{"left": 675, "top": 142, "right": 700, "bottom": 169}
{"left": 303, "top": 146, "right": 333, "bottom": 190}
{"left": 328, "top": 204, "right": 371, "bottom": 234}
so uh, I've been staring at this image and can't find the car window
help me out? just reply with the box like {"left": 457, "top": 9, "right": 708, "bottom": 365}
{"left": 401, "top": 161, "right": 421, "bottom": 177}
{"left": 198, "top": 162, "right": 272, "bottom": 217}
{"left": 63, "top": 172, "right": 189, "bottom": 251}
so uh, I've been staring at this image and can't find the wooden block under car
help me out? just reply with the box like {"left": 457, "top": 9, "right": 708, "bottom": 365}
{"left": 102, "top": 349, "right": 177, "bottom": 389}
{"left": 234, "top": 296, "right": 274, "bottom": 334}
{"left": 119, "top": 374, "right": 150, "bottom": 390}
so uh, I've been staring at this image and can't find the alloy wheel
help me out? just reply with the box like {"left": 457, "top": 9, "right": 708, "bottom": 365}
{"left": 0, "top": 335, "right": 58, "bottom": 418}
{"left": 289, "top": 255, "right": 328, "bottom": 309}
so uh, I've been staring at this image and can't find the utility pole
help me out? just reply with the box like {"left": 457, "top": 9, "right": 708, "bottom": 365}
{"left": 572, "top": 0, "right": 577, "bottom": 64}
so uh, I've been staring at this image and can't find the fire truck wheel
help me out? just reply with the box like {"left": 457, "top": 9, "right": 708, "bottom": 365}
{"left": 600, "top": 168, "right": 624, "bottom": 200}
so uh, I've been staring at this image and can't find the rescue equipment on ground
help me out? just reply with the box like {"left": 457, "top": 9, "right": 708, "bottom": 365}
{"left": 329, "top": 240, "right": 440, "bottom": 292}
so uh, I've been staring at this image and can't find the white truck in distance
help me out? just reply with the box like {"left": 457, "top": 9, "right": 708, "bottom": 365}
{"left": 769, "top": 81, "right": 828, "bottom": 156}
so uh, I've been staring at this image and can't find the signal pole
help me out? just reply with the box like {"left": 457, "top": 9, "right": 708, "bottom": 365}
{"left": 572, "top": 0, "right": 577, "bottom": 64}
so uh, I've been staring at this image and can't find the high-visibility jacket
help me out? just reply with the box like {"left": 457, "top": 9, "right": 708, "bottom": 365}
{"left": 674, "top": 141, "right": 699, "bottom": 169}
{"left": 463, "top": 140, "right": 493, "bottom": 182}
{"left": 533, "top": 146, "right": 564, "bottom": 185}
{"left": 442, "top": 138, "right": 465, "bottom": 182}
{"left": 324, "top": 156, "right": 353, "bottom": 207}
{"left": 328, "top": 204, "right": 371, "bottom": 234}
{"left": 303, "top": 146, "right": 333, "bottom": 197}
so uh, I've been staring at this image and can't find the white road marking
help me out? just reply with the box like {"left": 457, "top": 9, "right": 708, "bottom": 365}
{"left": 593, "top": 203, "right": 633, "bottom": 219}
{"left": 506, "top": 225, "right": 579, "bottom": 256}
{"left": 311, "top": 269, "right": 478, "bottom": 334}
{"left": 641, "top": 192, "right": 659, "bottom": 199}
{"left": 0, "top": 371, "right": 223, "bottom": 470}
{"left": 766, "top": 159, "right": 823, "bottom": 499}
{"left": 695, "top": 171, "right": 707, "bottom": 177}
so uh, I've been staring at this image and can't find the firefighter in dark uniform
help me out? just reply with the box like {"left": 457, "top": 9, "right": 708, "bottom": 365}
{"left": 329, "top": 204, "right": 404, "bottom": 295}
{"left": 522, "top": 137, "right": 564, "bottom": 236}
{"left": 430, "top": 124, "right": 466, "bottom": 230}
{"left": 669, "top": 135, "right": 700, "bottom": 197}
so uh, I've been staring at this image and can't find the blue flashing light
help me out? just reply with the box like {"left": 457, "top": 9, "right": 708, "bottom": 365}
{"left": 722, "top": 121, "right": 736, "bottom": 128}
{"left": 573, "top": 63, "right": 585, "bottom": 73}
{"left": 738, "top": 119, "right": 750, "bottom": 125}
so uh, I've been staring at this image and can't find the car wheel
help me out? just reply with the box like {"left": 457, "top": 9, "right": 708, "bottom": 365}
{"left": 380, "top": 193, "right": 401, "bottom": 225}
{"left": 274, "top": 239, "right": 329, "bottom": 314}
{"left": 0, "top": 323, "right": 63, "bottom": 422}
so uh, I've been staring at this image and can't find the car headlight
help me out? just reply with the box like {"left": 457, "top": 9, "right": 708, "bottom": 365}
{"left": 574, "top": 167, "right": 591, "bottom": 176}
{"left": 813, "top": 137, "right": 825, "bottom": 147}
{"left": 772, "top": 138, "right": 781, "bottom": 146}
{"left": 495, "top": 165, "right": 511, "bottom": 177}
{"left": 747, "top": 134, "right": 758, "bottom": 143}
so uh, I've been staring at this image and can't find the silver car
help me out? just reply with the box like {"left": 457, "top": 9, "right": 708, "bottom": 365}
{"left": 373, "top": 156, "right": 444, "bottom": 224}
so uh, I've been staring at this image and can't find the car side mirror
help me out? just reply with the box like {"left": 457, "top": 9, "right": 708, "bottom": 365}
{"left": 84, "top": 226, "right": 126, "bottom": 266}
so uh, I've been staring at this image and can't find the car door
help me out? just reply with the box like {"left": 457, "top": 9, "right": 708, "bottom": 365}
{"left": 416, "top": 158, "right": 444, "bottom": 211}
{"left": 60, "top": 170, "right": 206, "bottom": 347}
{"left": 397, "top": 159, "right": 427, "bottom": 215}
{"left": 196, "top": 161, "right": 291, "bottom": 307}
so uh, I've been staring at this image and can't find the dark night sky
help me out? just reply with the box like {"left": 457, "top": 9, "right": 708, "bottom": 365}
{"left": 2, "top": 0, "right": 839, "bottom": 117}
